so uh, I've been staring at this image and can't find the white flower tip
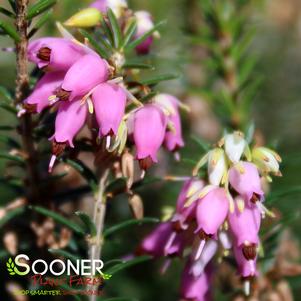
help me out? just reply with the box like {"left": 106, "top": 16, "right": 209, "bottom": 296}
{"left": 17, "top": 109, "right": 26, "bottom": 118}
{"left": 140, "top": 170, "right": 146, "bottom": 179}
{"left": 244, "top": 280, "right": 251, "bottom": 296}
{"left": 160, "top": 259, "right": 171, "bottom": 275}
{"left": 164, "top": 231, "right": 177, "bottom": 256}
{"left": 48, "top": 155, "right": 57, "bottom": 173}
{"left": 106, "top": 135, "right": 111, "bottom": 149}
{"left": 174, "top": 152, "right": 180, "bottom": 162}
{"left": 194, "top": 239, "right": 206, "bottom": 261}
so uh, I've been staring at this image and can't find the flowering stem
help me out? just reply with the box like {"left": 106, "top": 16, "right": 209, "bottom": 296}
{"left": 89, "top": 168, "right": 110, "bottom": 301}
{"left": 15, "top": 0, "right": 41, "bottom": 203}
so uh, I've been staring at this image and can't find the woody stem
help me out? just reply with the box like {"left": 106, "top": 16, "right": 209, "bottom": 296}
{"left": 15, "top": 0, "right": 41, "bottom": 203}
{"left": 88, "top": 169, "right": 110, "bottom": 301}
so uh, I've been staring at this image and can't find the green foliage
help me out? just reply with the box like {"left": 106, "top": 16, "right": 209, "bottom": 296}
{"left": 0, "top": 20, "right": 20, "bottom": 42}
{"left": 103, "top": 217, "right": 160, "bottom": 238}
{"left": 27, "top": 0, "right": 57, "bottom": 20}
{"left": 29, "top": 205, "right": 86, "bottom": 236}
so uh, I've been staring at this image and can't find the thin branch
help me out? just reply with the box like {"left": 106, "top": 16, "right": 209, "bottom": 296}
{"left": 88, "top": 168, "right": 110, "bottom": 301}
{"left": 15, "top": 0, "right": 41, "bottom": 203}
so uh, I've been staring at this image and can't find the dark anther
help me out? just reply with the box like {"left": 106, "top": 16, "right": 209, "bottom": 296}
{"left": 37, "top": 47, "right": 51, "bottom": 61}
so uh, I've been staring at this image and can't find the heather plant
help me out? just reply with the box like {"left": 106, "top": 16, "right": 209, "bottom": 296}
{"left": 0, "top": 0, "right": 300, "bottom": 301}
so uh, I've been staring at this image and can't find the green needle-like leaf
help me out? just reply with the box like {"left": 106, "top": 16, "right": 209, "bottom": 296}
{"left": 139, "top": 73, "right": 178, "bottom": 86}
{"left": 27, "top": 0, "right": 57, "bottom": 20}
{"left": 28, "top": 10, "right": 53, "bottom": 38}
{"left": 0, "top": 21, "right": 20, "bottom": 42}
{"left": 7, "top": 0, "right": 16, "bottom": 12}
{"left": 0, "top": 86, "right": 13, "bottom": 102}
{"left": 75, "top": 211, "right": 97, "bottom": 237}
{"left": 0, "top": 7, "right": 15, "bottom": 18}
{"left": 107, "top": 8, "right": 123, "bottom": 49}
{"left": 100, "top": 297, "right": 138, "bottom": 301}
{"left": 105, "top": 255, "right": 152, "bottom": 275}
{"left": 0, "top": 135, "right": 20, "bottom": 148}
{"left": 103, "top": 217, "right": 159, "bottom": 238}
{"left": 48, "top": 248, "right": 81, "bottom": 263}
{"left": 126, "top": 21, "right": 165, "bottom": 51}
{"left": 121, "top": 19, "right": 137, "bottom": 48}
{"left": 0, "top": 207, "right": 25, "bottom": 228}
{"left": 123, "top": 62, "right": 153, "bottom": 70}
{"left": 29, "top": 206, "right": 85, "bottom": 236}
{"left": 79, "top": 29, "right": 110, "bottom": 59}
{"left": 0, "top": 152, "right": 25, "bottom": 164}
{"left": 63, "top": 158, "right": 98, "bottom": 193}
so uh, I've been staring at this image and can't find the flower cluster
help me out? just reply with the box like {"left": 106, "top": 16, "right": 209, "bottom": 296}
{"left": 20, "top": 0, "right": 183, "bottom": 174}
{"left": 137, "top": 131, "right": 282, "bottom": 300}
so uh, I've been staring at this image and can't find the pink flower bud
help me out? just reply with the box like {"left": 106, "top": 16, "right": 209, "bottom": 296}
{"left": 134, "top": 11, "right": 154, "bottom": 55}
{"left": 133, "top": 104, "right": 167, "bottom": 170}
{"left": 228, "top": 200, "right": 261, "bottom": 248}
{"left": 57, "top": 54, "right": 109, "bottom": 102}
{"left": 195, "top": 187, "right": 229, "bottom": 237}
{"left": 229, "top": 162, "right": 264, "bottom": 202}
{"left": 90, "top": 0, "right": 127, "bottom": 17}
{"left": 92, "top": 83, "right": 127, "bottom": 136}
{"left": 28, "top": 38, "right": 86, "bottom": 71}
{"left": 24, "top": 71, "right": 65, "bottom": 113}
{"left": 181, "top": 261, "right": 212, "bottom": 301}
{"left": 48, "top": 99, "right": 88, "bottom": 172}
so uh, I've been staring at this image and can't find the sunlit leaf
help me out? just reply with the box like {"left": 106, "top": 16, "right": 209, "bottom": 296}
{"left": 0, "top": 20, "right": 20, "bottom": 42}
{"left": 121, "top": 19, "right": 137, "bottom": 48}
{"left": 27, "top": 0, "right": 57, "bottom": 20}
{"left": 107, "top": 8, "right": 122, "bottom": 49}
{"left": 126, "top": 21, "right": 165, "bottom": 51}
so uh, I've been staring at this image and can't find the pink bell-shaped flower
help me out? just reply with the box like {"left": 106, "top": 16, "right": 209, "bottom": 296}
{"left": 190, "top": 240, "right": 218, "bottom": 277}
{"left": 194, "top": 187, "right": 229, "bottom": 259}
{"left": 229, "top": 162, "right": 264, "bottom": 202}
{"left": 233, "top": 244, "right": 258, "bottom": 278}
{"left": 92, "top": 83, "right": 127, "bottom": 137}
{"left": 228, "top": 200, "right": 261, "bottom": 248}
{"left": 23, "top": 71, "right": 65, "bottom": 113}
{"left": 28, "top": 38, "right": 86, "bottom": 71}
{"left": 49, "top": 99, "right": 88, "bottom": 172}
{"left": 56, "top": 54, "right": 109, "bottom": 102}
{"left": 133, "top": 104, "right": 167, "bottom": 170}
{"left": 134, "top": 11, "right": 155, "bottom": 55}
{"left": 181, "top": 261, "right": 212, "bottom": 301}
{"left": 228, "top": 198, "right": 261, "bottom": 278}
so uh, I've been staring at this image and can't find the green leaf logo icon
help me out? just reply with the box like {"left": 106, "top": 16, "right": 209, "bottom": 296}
{"left": 6, "top": 258, "right": 16, "bottom": 275}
